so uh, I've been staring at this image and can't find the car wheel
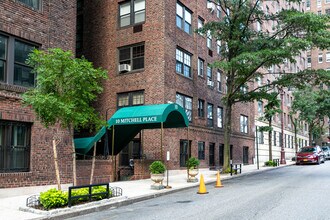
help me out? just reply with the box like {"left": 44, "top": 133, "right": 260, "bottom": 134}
{"left": 296, "top": 162, "right": 300, "bottom": 165}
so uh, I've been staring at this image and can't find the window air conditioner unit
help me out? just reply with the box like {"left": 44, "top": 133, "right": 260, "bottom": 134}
{"left": 207, "top": 79, "right": 214, "bottom": 87}
{"left": 118, "top": 64, "right": 131, "bottom": 73}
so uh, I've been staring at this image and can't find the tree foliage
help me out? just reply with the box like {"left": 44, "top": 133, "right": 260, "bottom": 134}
{"left": 198, "top": 0, "right": 330, "bottom": 169}
{"left": 22, "top": 48, "right": 108, "bottom": 131}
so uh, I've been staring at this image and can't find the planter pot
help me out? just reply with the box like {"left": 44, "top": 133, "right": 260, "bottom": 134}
{"left": 150, "top": 173, "right": 165, "bottom": 190}
{"left": 187, "top": 168, "right": 199, "bottom": 182}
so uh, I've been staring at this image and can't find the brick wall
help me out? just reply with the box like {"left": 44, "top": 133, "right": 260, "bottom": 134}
{"left": 0, "top": 0, "right": 76, "bottom": 188}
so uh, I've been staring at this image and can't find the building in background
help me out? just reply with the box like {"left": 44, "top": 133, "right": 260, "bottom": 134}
{"left": 77, "top": 0, "right": 256, "bottom": 181}
{"left": 0, "top": 0, "right": 76, "bottom": 187}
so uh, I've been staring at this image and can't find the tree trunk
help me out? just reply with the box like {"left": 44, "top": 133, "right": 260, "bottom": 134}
{"left": 90, "top": 142, "right": 97, "bottom": 185}
{"left": 293, "top": 119, "right": 298, "bottom": 153}
{"left": 223, "top": 103, "right": 233, "bottom": 171}
{"left": 52, "top": 139, "right": 61, "bottom": 191}
{"left": 268, "top": 120, "right": 272, "bottom": 161}
{"left": 72, "top": 137, "right": 77, "bottom": 186}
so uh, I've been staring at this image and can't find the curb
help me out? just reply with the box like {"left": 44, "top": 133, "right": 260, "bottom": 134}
{"left": 22, "top": 163, "right": 294, "bottom": 220}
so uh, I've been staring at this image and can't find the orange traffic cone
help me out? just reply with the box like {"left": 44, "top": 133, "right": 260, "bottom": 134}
{"left": 197, "top": 174, "right": 208, "bottom": 194}
{"left": 215, "top": 170, "right": 224, "bottom": 188}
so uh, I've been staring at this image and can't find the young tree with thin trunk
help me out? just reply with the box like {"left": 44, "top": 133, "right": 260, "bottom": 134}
{"left": 199, "top": 0, "right": 330, "bottom": 170}
{"left": 22, "top": 48, "right": 107, "bottom": 187}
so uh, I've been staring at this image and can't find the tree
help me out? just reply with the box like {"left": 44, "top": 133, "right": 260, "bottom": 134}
{"left": 291, "top": 86, "right": 330, "bottom": 144}
{"left": 22, "top": 48, "right": 107, "bottom": 187}
{"left": 259, "top": 92, "right": 281, "bottom": 161}
{"left": 199, "top": 0, "right": 330, "bottom": 170}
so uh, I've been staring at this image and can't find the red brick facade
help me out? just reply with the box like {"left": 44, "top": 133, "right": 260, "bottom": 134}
{"left": 79, "top": 0, "right": 255, "bottom": 177}
{"left": 0, "top": 0, "right": 76, "bottom": 188}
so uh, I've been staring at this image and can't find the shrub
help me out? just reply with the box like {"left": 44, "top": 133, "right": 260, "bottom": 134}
{"left": 186, "top": 157, "right": 200, "bottom": 169}
{"left": 39, "top": 188, "right": 68, "bottom": 210}
{"left": 264, "top": 160, "right": 275, "bottom": 167}
{"left": 149, "top": 161, "right": 166, "bottom": 174}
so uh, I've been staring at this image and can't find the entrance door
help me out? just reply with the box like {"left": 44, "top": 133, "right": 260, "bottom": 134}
{"left": 209, "top": 143, "right": 215, "bottom": 166}
{"left": 219, "top": 144, "right": 224, "bottom": 166}
{"left": 243, "top": 146, "right": 249, "bottom": 165}
{"left": 180, "top": 139, "right": 191, "bottom": 167}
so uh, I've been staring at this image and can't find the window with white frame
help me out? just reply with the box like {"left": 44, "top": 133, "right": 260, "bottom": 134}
{"left": 326, "top": 0, "right": 330, "bottom": 3}
{"left": 176, "top": 2, "right": 192, "bottom": 34}
{"left": 198, "top": 17, "right": 204, "bottom": 35}
{"left": 273, "top": 131, "right": 277, "bottom": 146}
{"left": 117, "top": 90, "right": 144, "bottom": 108}
{"left": 256, "top": 76, "right": 262, "bottom": 86}
{"left": 257, "top": 130, "right": 264, "bottom": 144}
{"left": 176, "top": 48, "right": 192, "bottom": 78}
{"left": 207, "top": 30, "right": 212, "bottom": 49}
{"left": 317, "top": 0, "right": 321, "bottom": 7}
{"left": 119, "top": 0, "right": 145, "bottom": 28}
{"left": 216, "top": 4, "right": 221, "bottom": 18}
{"left": 318, "top": 53, "right": 323, "bottom": 63}
{"left": 217, "top": 70, "right": 222, "bottom": 92}
{"left": 307, "top": 55, "right": 311, "bottom": 67}
{"left": 207, "top": 65, "right": 212, "bottom": 80}
{"left": 240, "top": 115, "right": 248, "bottom": 133}
{"left": 217, "top": 107, "right": 223, "bottom": 128}
{"left": 326, "top": 52, "right": 330, "bottom": 62}
{"left": 207, "top": 103, "right": 213, "bottom": 127}
{"left": 176, "top": 93, "right": 192, "bottom": 122}
{"left": 257, "top": 101, "right": 263, "bottom": 115}
{"left": 216, "top": 40, "right": 221, "bottom": 55}
{"left": 198, "top": 58, "right": 204, "bottom": 76}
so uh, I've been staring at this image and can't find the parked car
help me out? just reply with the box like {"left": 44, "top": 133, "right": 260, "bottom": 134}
{"left": 296, "top": 146, "right": 325, "bottom": 165}
{"left": 321, "top": 146, "right": 330, "bottom": 160}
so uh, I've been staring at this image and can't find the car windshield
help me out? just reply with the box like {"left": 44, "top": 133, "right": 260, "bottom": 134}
{"left": 299, "top": 147, "right": 316, "bottom": 153}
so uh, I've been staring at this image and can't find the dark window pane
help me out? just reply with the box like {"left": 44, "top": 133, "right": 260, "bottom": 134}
{"left": 18, "top": 0, "right": 40, "bottom": 9}
{"left": 0, "top": 60, "right": 5, "bottom": 82}
{"left": 0, "top": 35, "right": 6, "bottom": 59}
{"left": 119, "top": 48, "right": 131, "bottom": 61}
{"left": 14, "top": 64, "right": 34, "bottom": 87}
{"left": 15, "top": 40, "right": 34, "bottom": 64}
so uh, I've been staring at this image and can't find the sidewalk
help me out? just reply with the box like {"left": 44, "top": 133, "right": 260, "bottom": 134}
{"left": 0, "top": 161, "right": 294, "bottom": 220}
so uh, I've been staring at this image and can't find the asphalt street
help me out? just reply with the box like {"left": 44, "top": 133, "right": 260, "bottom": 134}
{"left": 67, "top": 161, "right": 330, "bottom": 220}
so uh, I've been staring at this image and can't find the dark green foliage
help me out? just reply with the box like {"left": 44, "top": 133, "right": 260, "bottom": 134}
{"left": 149, "top": 161, "right": 166, "bottom": 174}
{"left": 186, "top": 157, "right": 200, "bottom": 169}
{"left": 264, "top": 160, "right": 276, "bottom": 167}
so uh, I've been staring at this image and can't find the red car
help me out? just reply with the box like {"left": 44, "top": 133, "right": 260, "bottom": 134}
{"left": 296, "top": 146, "right": 325, "bottom": 165}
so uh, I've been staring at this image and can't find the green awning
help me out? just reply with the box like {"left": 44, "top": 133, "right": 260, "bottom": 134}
{"left": 74, "top": 103, "right": 189, "bottom": 155}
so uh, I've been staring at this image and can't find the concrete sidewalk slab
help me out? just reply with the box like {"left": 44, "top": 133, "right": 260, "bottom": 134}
{"left": 0, "top": 161, "right": 294, "bottom": 220}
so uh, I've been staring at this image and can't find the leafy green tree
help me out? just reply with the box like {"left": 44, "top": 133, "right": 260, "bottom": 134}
{"left": 22, "top": 48, "right": 107, "bottom": 186}
{"left": 291, "top": 86, "right": 330, "bottom": 144}
{"left": 259, "top": 92, "right": 282, "bottom": 161}
{"left": 198, "top": 0, "right": 330, "bottom": 170}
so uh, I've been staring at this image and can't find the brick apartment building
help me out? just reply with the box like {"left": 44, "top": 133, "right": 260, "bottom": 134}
{"left": 306, "top": 0, "right": 330, "bottom": 144}
{"left": 0, "top": 0, "right": 76, "bottom": 187}
{"left": 254, "top": 0, "right": 309, "bottom": 163}
{"left": 76, "top": 0, "right": 255, "bottom": 181}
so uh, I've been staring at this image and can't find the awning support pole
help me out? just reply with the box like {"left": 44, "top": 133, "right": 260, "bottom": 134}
{"left": 161, "top": 122, "right": 163, "bottom": 161}
{"left": 112, "top": 126, "right": 116, "bottom": 181}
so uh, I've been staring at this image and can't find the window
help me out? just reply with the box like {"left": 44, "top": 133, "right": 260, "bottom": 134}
{"left": 197, "top": 17, "right": 204, "bottom": 35}
{"left": 318, "top": 53, "right": 323, "bottom": 63}
{"left": 119, "top": 43, "right": 144, "bottom": 71}
{"left": 273, "top": 131, "right": 277, "bottom": 146}
{"left": 198, "top": 99, "right": 205, "bottom": 117}
{"left": 217, "top": 107, "right": 223, "bottom": 128}
{"left": 326, "top": 52, "right": 330, "bottom": 62}
{"left": 326, "top": 9, "right": 330, "bottom": 15}
{"left": 176, "top": 93, "right": 192, "bottom": 122}
{"left": 176, "top": 48, "right": 192, "bottom": 78}
{"left": 17, "top": 0, "right": 40, "bottom": 10}
{"left": 240, "top": 115, "right": 248, "bottom": 133}
{"left": 0, "top": 34, "right": 36, "bottom": 87}
{"left": 317, "top": 0, "right": 321, "bottom": 7}
{"left": 256, "top": 76, "right": 262, "bottom": 86}
{"left": 258, "top": 101, "right": 263, "bottom": 115}
{"left": 207, "top": 30, "right": 212, "bottom": 49}
{"left": 207, "top": 103, "right": 213, "bottom": 127}
{"left": 216, "top": 40, "right": 221, "bottom": 55}
{"left": 198, "top": 58, "right": 204, "bottom": 76}
{"left": 217, "top": 70, "right": 222, "bottom": 92}
{"left": 207, "top": 65, "right": 212, "bottom": 80}
{"left": 176, "top": 2, "right": 192, "bottom": 34}
{"left": 198, "top": 142, "right": 205, "bottom": 160}
{"left": 257, "top": 130, "right": 264, "bottom": 144}
{"left": 117, "top": 90, "right": 144, "bottom": 108}
{"left": 119, "top": 0, "right": 145, "bottom": 28}
{"left": 326, "top": 0, "right": 330, "bottom": 3}
{"left": 307, "top": 55, "right": 311, "bottom": 67}
{"left": 76, "top": 14, "right": 83, "bottom": 51}
{"left": 216, "top": 4, "right": 221, "bottom": 18}
{"left": 0, "top": 120, "right": 31, "bottom": 172}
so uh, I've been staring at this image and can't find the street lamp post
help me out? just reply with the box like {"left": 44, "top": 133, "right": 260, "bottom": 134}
{"left": 280, "top": 92, "right": 286, "bottom": 164}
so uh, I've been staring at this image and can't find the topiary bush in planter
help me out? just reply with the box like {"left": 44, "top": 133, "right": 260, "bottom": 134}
{"left": 39, "top": 188, "right": 68, "bottom": 210}
{"left": 186, "top": 157, "right": 200, "bottom": 169}
{"left": 149, "top": 160, "right": 166, "bottom": 174}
